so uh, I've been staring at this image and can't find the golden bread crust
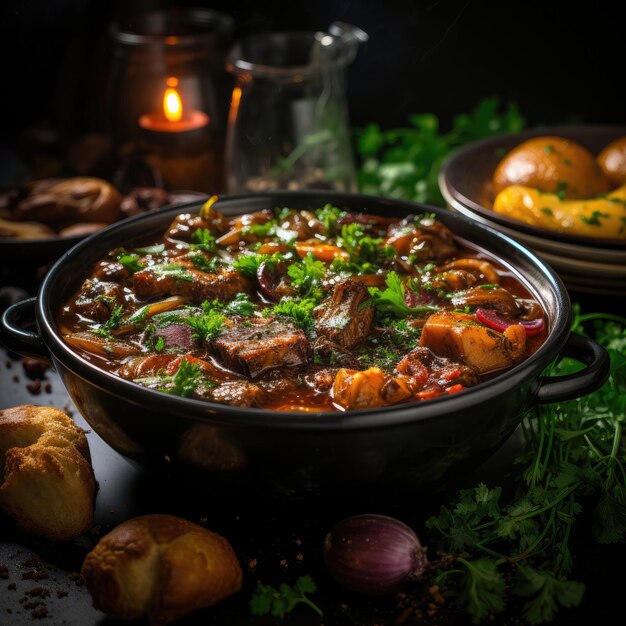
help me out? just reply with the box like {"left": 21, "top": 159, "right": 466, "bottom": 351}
{"left": 0, "top": 405, "right": 96, "bottom": 540}
{"left": 81, "top": 514, "right": 243, "bottom": 625}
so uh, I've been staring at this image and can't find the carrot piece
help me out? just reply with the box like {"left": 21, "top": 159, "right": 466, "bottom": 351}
{"left": 258, "top": 242, "right": 290, "bottom": 254}
{"left": 295, "top": 241, "right": 349, "bottom": 262}
{"left": 415, "top": 387, "right": 442, "bottom": 400}
{"left": 446, "top": 384, "right": 465, "bottom": 395}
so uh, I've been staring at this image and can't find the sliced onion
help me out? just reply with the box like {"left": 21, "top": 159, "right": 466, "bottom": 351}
{"left": 476, "top": 307, "right": 545, "bottom": 336}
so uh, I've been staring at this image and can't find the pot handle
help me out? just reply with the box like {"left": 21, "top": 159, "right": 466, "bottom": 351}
{"left": 0, "top": 297, "right": 48, "bottom": 359}
{"left": 535, "top": 332, "right": 610, "bottom": 404}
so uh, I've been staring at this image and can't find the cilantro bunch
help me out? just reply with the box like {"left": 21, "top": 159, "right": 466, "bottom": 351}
{"left": 426, "top": 307, "right": 626, "bottom": 624}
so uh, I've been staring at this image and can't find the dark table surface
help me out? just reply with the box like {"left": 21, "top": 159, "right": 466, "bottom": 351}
{"left": 1, "top": 278, "right": 625, "bottom": 626}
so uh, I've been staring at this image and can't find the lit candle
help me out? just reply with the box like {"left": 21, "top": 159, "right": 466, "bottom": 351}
{"left": 139, "top": 77, "right": 209, "bottom": 133}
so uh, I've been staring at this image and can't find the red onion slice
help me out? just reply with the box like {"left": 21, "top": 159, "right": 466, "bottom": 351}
{"left": 476, "top": 308, "right": 545, "bottom": 336}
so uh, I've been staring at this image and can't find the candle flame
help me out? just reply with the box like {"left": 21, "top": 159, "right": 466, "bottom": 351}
{"left": 163, "top": 79, "right": 183, "bottom": 122}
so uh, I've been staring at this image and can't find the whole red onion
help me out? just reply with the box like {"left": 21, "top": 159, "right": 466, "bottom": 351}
{"left": 323, "top": 514, "right": 429, "bottom": 595}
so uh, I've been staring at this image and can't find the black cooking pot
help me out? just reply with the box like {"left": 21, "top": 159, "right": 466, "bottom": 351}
{"left": 0, "top": 192, "right": 610, "bottom": 496}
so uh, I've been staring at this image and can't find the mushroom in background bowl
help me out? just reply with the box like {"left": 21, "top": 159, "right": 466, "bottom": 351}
{"left": 0, "top": 192, "right": 609, "bottom": 496}
{"left": 0, "top": 178, "right": 207, "bottom": 272}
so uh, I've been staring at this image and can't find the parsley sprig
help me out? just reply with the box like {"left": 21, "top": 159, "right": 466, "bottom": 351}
{"left": 368, "top": 271, "right": 439, "bottom": 319}
{"left": 426, "top": 307, "right": 626, "bottom": 624}
{"left": 250, "top": 575, "right": 323, "bottom": 619}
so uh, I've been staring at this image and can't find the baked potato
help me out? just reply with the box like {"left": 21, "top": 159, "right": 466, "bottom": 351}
{"left": 492, "top": 183, "right": 626, "bottom": 239}
{"left": 597, "top": 136, "right": 626, "bottom": 187}
{"left": 493, "top": 136, "right": 611, "bottom": 199}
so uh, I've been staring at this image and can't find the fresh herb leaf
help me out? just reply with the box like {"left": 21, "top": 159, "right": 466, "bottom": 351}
{"left": 92, "top": 305, "right": 124, "bottom": 338}
{"left": 202, "top": 294, "right": 256, "bottom": 317}
{"left": 579, "top": 210, "right": 610, "bottom": 226}
{"left": 154, "top": 335, "right": 165, "bottom": 352}
{"left": 151, "top": 263, "right": 193, "bottom": 282}
{"left": 118, "top": 253, "right": 144, "bottom": 273}
{"left": 268, "top": 298, "right": 317, "bottom": 331}
{"left": 315, "top": 204, "right": 346, "bottom": 235}
{"left": 162, "top": 359, "right": 202, "bottom": 398}
{"left": 287, "top": 253, "right": 326, "bottom": 301}
{"left": 189, "top": 253, "right": 223, "bottom": 273}
{"left": 185, "top": 309, "right": 225, "bottom": 342}
{"left": 368, "top": 271, "right": 439, "bottom": 319}
{"left": 250, "top": 575, "right": 323, "bottom": 619}
{"left": 190, "top": 228, "right": 217, "bottom": 253}
{"left": 234, "top": 252, "right": 285, "bottom": 278}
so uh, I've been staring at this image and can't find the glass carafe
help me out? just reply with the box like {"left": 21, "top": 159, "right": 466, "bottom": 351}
{"left": 224, "top": 22, "right": 367, "bottom": 193}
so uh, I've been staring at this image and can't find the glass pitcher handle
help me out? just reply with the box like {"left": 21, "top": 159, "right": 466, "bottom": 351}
{"left": 328, "top": 21, "right": 369, "bottom": 43}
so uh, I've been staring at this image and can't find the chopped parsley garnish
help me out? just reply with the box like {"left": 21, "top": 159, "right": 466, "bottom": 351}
{"left": 161, "top": 359, "right": 202, "bottom": 398}
{"left": 233, "top": 252, "right": 285, "bottom": 278}
{"left": 202, "top": 294, "right": 255, "bottom": 317}
{"left": 92, "top": 304, "right": 124, "bottom": 338}
{"left": 243, "top": 220, "right": 277, "bottom": 238}
{"left": 287, "top": 253, "right": 326, "bottom": 301}
{"left": 185, "top": 308, "right": 226, "bottom": 342}
{"left": 315, "top": 203, "right": 346, "bottom": 235}
{"left": 555, "top": 181, "right": 569, "bottom": 201}
{"left": 118, "top": 253, "right": 144, "bottom": 273}
{"left": 189, "top": 253, "right": 224, "bottom": 273}
{"left": 540, "top": 207, "right": 554, "bottom": 216}
{"left": 268, "top": 298, "right": 317, "bottom": 331}
{"left": 580, "top": 210, "right": 610, "bottom": 226}
{"left": 543, "top": 144, "right": 555, "bottom": 154}
{"left": 190, "top": 228, "right": 217, "bottom": 253}
{"left": 368, "top": 271, "right": 439, "bottom": 319}
{"left": 478, "top": 283, "right": 499, "bottom": 290}
{"left": 154, "top": 336, "right": 165, "bottom": 352}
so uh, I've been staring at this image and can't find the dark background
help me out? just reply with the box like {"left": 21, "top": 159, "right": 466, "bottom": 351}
{"left": 0, "top": 0, "right": 622, "bottom": 149}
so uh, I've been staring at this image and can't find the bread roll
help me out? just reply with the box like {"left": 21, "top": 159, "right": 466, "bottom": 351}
{"left": 0, "top": 405, "right": 96, "bottom": 540}
{"left": 81, "top": 514, "right": 243, "bottom": 625}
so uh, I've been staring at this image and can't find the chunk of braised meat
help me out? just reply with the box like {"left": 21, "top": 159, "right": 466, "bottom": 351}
{"left": 73, "top": 279, "right": 126, "bottom": 322}
{"left": 154, "top": 323, "right": 198, "bottom": 351}
{"left": 305, "top": 367, "right": 338, "bottom": 394}
{"left": 312, "top": 337, "right": 360, "bottom": 369}
{"left": 133, "top": 266, "right": 251, "bottom": 304}
{"left": 314, "top": 280, "right": 374, "bottom": 349}
{"left": 279, "top": 210, "right": 324, "bottom": 240}
{"left": 419, "top": 311, "right": 526, "bottom": 375}
{"left": 207, "top": 381, "right": 265, "bottom": 407}
{"left": 436, "top": 258, "right": 500, "bottom": 284}
{"left": 450, "top": 287, "right": 520, "bottom": 316}
{"left": 166, "top": 212, "right": 225, "bottom": 241}
{"left": 213, "top": 318, "right": 311, "bottom": 379}
{"left": 216, "top": 209, "right": 275, "bottom": 246}
{"left": 396, "top": 346, "right": 478, "bottom": 389}
{"left": 385, "top": 216, "right": 458, "bottom": 261}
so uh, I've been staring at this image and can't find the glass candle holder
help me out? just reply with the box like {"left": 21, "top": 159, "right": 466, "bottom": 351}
{"left": 108, "top": 8, "right": 234, "bottom": 193}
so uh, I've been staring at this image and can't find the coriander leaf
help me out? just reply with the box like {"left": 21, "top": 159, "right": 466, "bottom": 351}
{"left": 514, "top": 566, "right": 584, "bottom": 624}
{"left": 250, "top": 576, "right": 323, "bottom": 619}
{"left": 189, "top": 253, "right": 224, "bottom": 273}
{"left": 315, "top": 203, "right": 346, "bottom": 235}
{"left": 368, "top": 271, "right": 439, "bottom": 319}
{"left": 185, "top": 309, "right": 225, "bottom": 342}
{"left": 269, "top": 298, "right": 317, "bottom": 330}
{"left": 154, "top": 335, "right": 165, "bottom": 352}
{"left": 92, "top": 304, "right": 124, "bottom": 338}
{"left": 161, "top": 359, "right": 202, "bottom": 398}
{"left": 118, "top": 253, "right": 144, "bottom": 273}
{"left": 234, "top": 252, "right": 285, "bottom": 278}
{"left": 456, "top": 557, "right": 506, "bottom": 623}
{"left": 287, "top": 253, "right": 326, "bottom": 301}
{"left": 190, "top": 227, "right": 217, "bottom": 253}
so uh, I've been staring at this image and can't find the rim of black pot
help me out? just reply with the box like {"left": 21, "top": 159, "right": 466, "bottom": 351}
{"left": 37, "top": 191, "right": 571, "bottom": 431}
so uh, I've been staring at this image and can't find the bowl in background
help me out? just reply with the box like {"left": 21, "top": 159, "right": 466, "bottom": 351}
{"left": 439, "top": 125, "right": 626, "bottom": 295}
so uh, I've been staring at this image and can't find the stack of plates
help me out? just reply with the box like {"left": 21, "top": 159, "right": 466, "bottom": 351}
{"left": 438, "top": 125, "right": 626, "bottom": 296}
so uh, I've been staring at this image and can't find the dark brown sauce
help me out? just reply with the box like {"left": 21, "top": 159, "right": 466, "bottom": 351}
{"left": 57, "top": 208, "right": 548, "bottom": 412}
